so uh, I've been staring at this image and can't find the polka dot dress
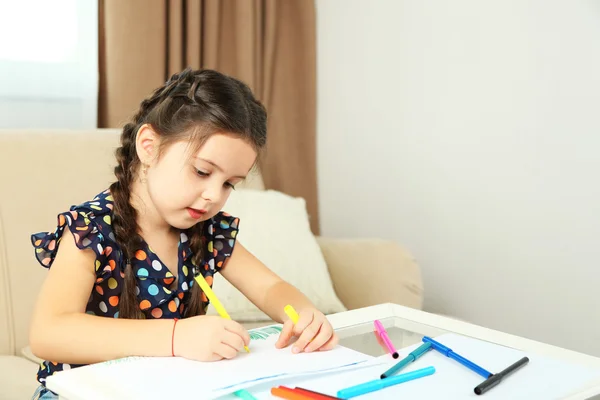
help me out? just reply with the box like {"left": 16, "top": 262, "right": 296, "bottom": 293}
{"left": 30, "top": 189, "right": 240, "bottom": 388}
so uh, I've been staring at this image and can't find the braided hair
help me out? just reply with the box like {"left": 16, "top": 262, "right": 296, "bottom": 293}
{"left": 110, "top": 68, "right": 267, "bottom": 319}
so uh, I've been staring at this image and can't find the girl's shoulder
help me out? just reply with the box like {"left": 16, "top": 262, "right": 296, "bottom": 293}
{"left": 71, "top": 189, "right": 114, "bottom": 218}
{"left": 31, "top": 189, "right": 118, "bottom": 269}
{"left": 63, "top": 188, "right": 117, "bottom": 244}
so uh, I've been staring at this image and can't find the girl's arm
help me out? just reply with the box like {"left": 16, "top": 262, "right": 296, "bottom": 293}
{"left": 29, "top": 228, "right": 175, "bottom": 364}
{"left": 219, "top": 242, "right": 315, "bottom": 323}
{"left": 220, "top": 243, "right": 338, "bottom": 353}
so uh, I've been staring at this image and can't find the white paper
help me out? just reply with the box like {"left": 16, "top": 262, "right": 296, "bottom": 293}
{"left": 46, "top": 325, "right": 374, "bottom": 400}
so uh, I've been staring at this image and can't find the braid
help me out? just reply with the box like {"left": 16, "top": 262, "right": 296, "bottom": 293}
{"left": 109, "top": 122, "right": 145, "bottom": 319}
{"left": 129, "top": 71, "right": 191, "bottom": 126}
{"left": 183, "top": 224, "right": 207, "bottom": 317}
{"left": 133, "top": 89, "right": 168, "bottom": 125}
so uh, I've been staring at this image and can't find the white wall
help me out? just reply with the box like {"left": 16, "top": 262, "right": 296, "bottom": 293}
{"left": 317, "top": 0, "right": 600, "bottom": 356}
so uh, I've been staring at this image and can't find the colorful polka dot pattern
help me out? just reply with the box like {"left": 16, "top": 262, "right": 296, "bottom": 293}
{"left": 30, "top": 189, "right": 240, "bottom": 387}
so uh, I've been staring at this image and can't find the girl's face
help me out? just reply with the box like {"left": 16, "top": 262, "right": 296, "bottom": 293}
{"left": 143, "top": 132, "right": 257, "bottom": 230}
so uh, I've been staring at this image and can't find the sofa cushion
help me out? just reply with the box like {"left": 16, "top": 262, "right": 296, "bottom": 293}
{"left": 0, "top": 356, "right": 39, "bottom": 398}
{"left": 208, "top": 189, "right": 346, "bottom": 321}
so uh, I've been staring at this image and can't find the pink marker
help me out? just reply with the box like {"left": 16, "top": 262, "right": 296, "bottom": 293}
{"left": 374, "top": 320, "right": 399, "bottom": 359}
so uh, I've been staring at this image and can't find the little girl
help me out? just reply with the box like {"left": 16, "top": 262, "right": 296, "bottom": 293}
{"left": 29, "top": 68, "right": 338, "bottom": 399}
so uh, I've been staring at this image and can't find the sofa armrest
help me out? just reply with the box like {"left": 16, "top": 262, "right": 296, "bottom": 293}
{"left": 316, "top": 237, "right": 424, "bottom": 311}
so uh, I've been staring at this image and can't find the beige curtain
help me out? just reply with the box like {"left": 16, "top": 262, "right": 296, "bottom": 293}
{"left": 98, "top": 0, "right": 319, "bottom": 234}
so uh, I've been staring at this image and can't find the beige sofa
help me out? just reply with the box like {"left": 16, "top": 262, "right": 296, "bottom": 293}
{"left": 0, "top": 129, "right": 423, "bottom": 398}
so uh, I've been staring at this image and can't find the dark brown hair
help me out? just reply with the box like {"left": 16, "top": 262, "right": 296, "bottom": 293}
{"left": 110, "top": 68, "right": 267, "bottom": 319}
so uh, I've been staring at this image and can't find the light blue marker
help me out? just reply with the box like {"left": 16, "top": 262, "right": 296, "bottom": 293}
{"left": 381, "top": 342, "right": 432, "bottom": 378}
{"left": 337, "top": 366, "right": 436, "bottom": 398}
{"left": 233, "top": 389, "right": 258, "bottom": 400}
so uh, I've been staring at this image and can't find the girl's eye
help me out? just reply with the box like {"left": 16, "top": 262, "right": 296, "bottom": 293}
{"left": 197, "top": 169, "right": 235, "bottom": 190}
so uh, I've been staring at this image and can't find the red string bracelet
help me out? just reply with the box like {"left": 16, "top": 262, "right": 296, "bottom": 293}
{"left": 171, "top": 318, "right": 179, "bottom": 357}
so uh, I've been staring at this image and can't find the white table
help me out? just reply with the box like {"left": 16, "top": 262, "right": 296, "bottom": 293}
{"left": 326, "top": 303, "right": 600, "bottom": 400}
{"left": 53, "top": 303, "right": 600, "bottom": 399}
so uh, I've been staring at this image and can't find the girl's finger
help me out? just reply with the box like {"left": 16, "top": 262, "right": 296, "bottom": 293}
{"left": 292, "top": 319, "right": 321, "bottom": 353}
{"left": 319, "top": 331, "right": 339, "bottom": 351}
{"left": 304, "top": 324, "right": 333, "bottom": 353}
{"left": 208, "top": 352, "right": 224, "bottom": 361}
{"left": 215, "top": 342, "right": 239, "bottom": 360}
{"left": 292, "top": 310, "right": 315, "bottom": 337}
{"left": 221, "top": 330, "right": 246, "bottom": 352}
{"left": 275, "top": 319, "right": 295, "bottom": 349}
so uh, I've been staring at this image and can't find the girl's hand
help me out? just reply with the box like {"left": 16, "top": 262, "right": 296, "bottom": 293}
{"left": 173, "top": 316, "right": 250, "bottom": 361}
{"left": 275, "top": 308, "right": 339, "bottom": 354}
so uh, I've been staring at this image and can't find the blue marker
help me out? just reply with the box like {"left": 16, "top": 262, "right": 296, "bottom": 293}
{"left": 422, "top": 336, "right": 492, "bottom": 378}
{"left": 337, "top": 366, "right": 435, "bottom": 398}
{"left": 381, "top": 342, "right": 432, "bottom": 379}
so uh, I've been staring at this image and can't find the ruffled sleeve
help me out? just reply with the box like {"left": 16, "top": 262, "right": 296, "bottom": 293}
{"left": 31, "top": 191, "right": 118, "bottom": 283}
{"left": 202, "top": 211, "right": 240, "bottom": 273}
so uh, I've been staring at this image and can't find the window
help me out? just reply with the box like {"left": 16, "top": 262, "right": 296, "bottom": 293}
{"left": 0, "top": 0, "right": 98, "bottom": 129}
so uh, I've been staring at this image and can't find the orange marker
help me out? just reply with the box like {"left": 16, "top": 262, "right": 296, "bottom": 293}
{"left": 271, "top": 386, "right": 313, "bottom": 400}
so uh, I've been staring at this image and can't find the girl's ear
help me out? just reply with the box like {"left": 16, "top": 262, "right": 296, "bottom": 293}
{"left": 135, "top": 124, "right": 160, "bottom": 165}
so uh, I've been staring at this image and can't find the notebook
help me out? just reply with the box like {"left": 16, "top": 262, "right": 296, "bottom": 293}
{"left": 45, "top": 325, "right": 377, "bottom": 400}
{"left": 220, "top": 333, "right": 600, "bottom": 400}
